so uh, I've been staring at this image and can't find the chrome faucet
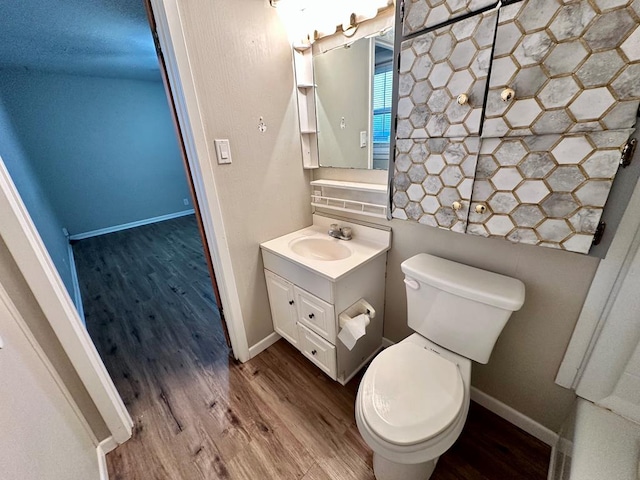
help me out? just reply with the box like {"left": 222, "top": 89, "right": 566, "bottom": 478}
{"left": 328, "top": 223, "right": 352, "bottom": 241}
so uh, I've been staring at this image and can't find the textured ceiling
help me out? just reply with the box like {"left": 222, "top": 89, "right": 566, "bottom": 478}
{"left": 0, "top": 0, "right": 160, "bottom": 80}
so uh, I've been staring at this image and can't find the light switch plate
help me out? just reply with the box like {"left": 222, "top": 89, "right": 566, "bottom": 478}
{"left": 214, "top": 139, "right": 232, "bottom": 165}
{"left": 360, "top": 131, "right": 367, "bottom": 148}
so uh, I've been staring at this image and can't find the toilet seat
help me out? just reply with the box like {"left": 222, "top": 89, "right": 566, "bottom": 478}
{"left": 360, "top": 341, "right": 464, "bottom": 446}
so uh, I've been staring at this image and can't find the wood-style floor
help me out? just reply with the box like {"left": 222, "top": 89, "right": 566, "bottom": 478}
{"left": 75, "top": 215, "right": 551, "bottom": 480}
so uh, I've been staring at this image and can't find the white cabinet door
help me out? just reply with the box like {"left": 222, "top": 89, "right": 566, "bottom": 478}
{"left": 265, "top": 270, "right": 299, "bottom": 347}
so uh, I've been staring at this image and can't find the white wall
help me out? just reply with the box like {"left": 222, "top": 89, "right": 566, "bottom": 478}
{"left": 0, "top": 69, "right": 191, "bottom": 235}
{"left": 0, "top": 281, "right": 100, "bottom": 480}
{"left": 175, "top": 0, "right": 312, "bottom": 346}
{"left": 313, "top": 167, "right": 597, "bottom": 432}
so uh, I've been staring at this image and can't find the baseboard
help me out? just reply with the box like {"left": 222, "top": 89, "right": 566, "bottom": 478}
{"left": 249, "top": 331, "right": 281, "bottom": 358}
{"left": 381, "top": 337, "right": 394, "bottom": 348}
{"left": 69, "top": 209, "right": 195, "bottom": 241}
{"left": 97, "top": 436, "right": 118, "bottom": 480}
{"left": 470, "top": 387, "right": 559, "bottom": 446}
{"left": 66, "top": 241, "right": 85, "bottom": 325}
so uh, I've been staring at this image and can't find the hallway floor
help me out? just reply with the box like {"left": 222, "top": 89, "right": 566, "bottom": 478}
{"left": 76, "top": 216, "right": 551, "bottom": 479}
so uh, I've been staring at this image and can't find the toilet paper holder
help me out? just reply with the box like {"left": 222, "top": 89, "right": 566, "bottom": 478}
{"left": 338, "top": 299, "right": 376, "bottom": 328}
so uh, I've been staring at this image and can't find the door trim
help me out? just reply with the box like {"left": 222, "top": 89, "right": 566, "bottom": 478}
{"left": 149, "top": 0, "right": 249, "bottom": 361}
{"left": 0, "top": 158, "right": 133, "bottom": 443}
{"left": 556, "top": 173, "right": 640, "bottom": 389}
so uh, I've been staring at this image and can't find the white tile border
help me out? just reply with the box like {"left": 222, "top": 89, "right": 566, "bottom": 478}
{"left": 249, "top": 331, "right": 282, "bottom": 358}
{"left": 68, "top": 209, "right": 195, "bottom": 241}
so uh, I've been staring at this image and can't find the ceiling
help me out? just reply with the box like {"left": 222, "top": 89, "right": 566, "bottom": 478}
{"left": 0, "top": 0, "right": 161, "bottom": 80}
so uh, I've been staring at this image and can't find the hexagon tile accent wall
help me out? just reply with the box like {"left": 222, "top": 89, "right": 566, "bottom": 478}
{"left": 483, "top": 0, "right": 640, "bottom": 137}
{"left": 397, "top": 10, "right": 498, "bottom": 139}
{"left": 403, "top": 0, "right": 497, "bottom": 36}
{"left": 466, "top": 130, "right": 633, "bottom": 253}
{"left": 392, "top": 137, "right": 480, "bottom": 233}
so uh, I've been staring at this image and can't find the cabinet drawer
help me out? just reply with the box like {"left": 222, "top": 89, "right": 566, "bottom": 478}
{"left": 297, "top": 323, "right": 337, "bottom": 380}
{"left": 294, "top": 286, "right": 336, "bottom": 342}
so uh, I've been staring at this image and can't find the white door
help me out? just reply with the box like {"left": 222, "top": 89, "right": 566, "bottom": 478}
{"left": 0, "top": 285, "right": 100, "bottom": 480}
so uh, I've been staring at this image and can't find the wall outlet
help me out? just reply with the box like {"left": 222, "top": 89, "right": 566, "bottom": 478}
{"left": 183, "top": 198, "right": 189, "bottom": 206}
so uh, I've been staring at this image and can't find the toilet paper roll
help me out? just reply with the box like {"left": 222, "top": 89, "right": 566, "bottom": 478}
{"left": 338, "top": 313, "right": 370, "bottom": 351}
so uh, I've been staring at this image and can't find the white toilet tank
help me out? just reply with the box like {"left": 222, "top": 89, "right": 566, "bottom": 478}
{"left": 401, "top": 254, "right": 525, "bottom": 364}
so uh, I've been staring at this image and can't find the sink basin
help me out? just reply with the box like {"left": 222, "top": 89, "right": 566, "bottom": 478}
{"left": 288, "top": 237, "right": 352, "bottom": 261}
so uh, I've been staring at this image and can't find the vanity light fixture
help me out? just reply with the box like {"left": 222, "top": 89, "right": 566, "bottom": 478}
{"left": 271, "top": 0, "right": 394, "bottom": 45}
{"left": 342, "top": 13, "right": 359, "bottom": 37}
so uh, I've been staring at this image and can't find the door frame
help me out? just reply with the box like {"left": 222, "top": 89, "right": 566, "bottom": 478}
{"left": 0, "top": 159, "right": 133, "bottom": 443}
{"left": 0, "top": 0, "right": 251, "bottom": 446}
{"left": 147, "top": 0, "right": 249, "bottom": 362}
{"left": 143, "top": 0, "right": 232, "bottom": 349}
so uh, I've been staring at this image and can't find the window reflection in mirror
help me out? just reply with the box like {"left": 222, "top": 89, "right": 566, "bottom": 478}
{"left": 314, "top": 29, "right": 394, "bottom": 170}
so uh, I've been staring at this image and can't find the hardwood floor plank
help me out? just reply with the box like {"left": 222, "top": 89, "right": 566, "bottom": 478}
{"left": 75, "top": 215, "right": 551, "bottom": 480}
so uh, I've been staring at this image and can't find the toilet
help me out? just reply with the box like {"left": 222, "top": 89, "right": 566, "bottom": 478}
{"left": 355, "top": 254, "right": 525, "bottom": 480}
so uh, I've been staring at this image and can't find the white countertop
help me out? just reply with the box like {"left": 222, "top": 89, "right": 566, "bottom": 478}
{"left": 260, "top": 215, "right": 391, "bottom": 281}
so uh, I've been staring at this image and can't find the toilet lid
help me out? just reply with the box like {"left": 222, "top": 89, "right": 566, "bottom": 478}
{"left": 360, "top": 342, "right": 464, "bottom": 446}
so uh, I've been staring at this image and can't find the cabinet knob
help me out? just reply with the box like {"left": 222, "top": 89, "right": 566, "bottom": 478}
{"left": 475, "top": 204, "right": 487, "bottom": 214}
{"left": 501, "top": 88, "right": 515, "bottom": 102}
{"left": 452, "top": 201, "right": 462, "bottom": 211}
{"left": 289, "top": 300, "right": 294, "bottom": 305}
{"left": 311, "top": 349, "right": 317, "bottom": 356}
{"left": 308, "top": 313, "right": 315, "bottom": 319}
{"left": 456, "top": 93, "right": 468, "bottom": 105}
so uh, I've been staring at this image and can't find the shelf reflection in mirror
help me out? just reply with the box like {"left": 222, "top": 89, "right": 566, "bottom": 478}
{"left": 314, "top": 29, "right": 394, "bottom": 170}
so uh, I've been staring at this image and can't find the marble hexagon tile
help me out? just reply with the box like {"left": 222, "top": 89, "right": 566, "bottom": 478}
{"left": 466, "top": 130, "right": 633, "bottom": 253}
{"left": 392, "top": 137, "right": 480, "bottom": 232}
{"left": 397, "top": 10, "right": 498, "bottom": 139}
{"left": 403, "top": 0, "right": 497, "bottom": 36}
{"left": 483, "top": 0, "right": 640, "bottom": 137}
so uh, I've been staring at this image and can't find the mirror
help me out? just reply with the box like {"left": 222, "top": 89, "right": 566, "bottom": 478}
{"left": 314, "top": 29, "right": 394, "bottom": 170}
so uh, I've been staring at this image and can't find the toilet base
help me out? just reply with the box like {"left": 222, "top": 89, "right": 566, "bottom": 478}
{"left": 373, "top": 452, "right": 438, "bottom": 480}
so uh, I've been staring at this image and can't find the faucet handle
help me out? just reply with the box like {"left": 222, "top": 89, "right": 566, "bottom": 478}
{"left": 341, "top": 227, "right": 352, "bottom": 239}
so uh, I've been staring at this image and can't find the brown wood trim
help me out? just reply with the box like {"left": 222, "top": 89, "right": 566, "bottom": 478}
{"left": 142, "top": 0, "right": 232, "bottom": 350}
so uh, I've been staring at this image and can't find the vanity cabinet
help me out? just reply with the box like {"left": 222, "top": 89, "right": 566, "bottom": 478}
{"left": 261, "top": 217, "right": 389, "bottom": 385}
{"left": 392, "top": 0, "right": 640, "bottom": 254}
{"left": 265, "top": 270, "right": 337, "bottom": 378}
{"left": 263, "top": 261, "right": 386, "bottom": 383}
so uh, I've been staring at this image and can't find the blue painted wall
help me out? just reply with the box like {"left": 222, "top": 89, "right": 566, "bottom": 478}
{"left": 0, "top": 69, "right": 191, "bottom": 235}
{"left": 0, "top": 96, "right": 74, "bottom": 297}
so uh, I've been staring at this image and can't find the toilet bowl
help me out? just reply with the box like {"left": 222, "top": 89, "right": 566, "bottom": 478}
{"left": 355, "top": 254, "right": 525, "bottom": 480}
{"left": 355, "top": 334, "right": 472, "bottom": 480}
